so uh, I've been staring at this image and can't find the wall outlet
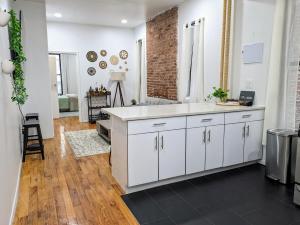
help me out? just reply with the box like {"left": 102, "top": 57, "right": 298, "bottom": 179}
{"left": 245, "top": 79, "right": 254, "bottom": 90}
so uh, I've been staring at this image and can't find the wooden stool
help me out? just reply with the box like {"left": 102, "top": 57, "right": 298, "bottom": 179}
{"left": 22, "top": 119, "right": 44, "bottom": 162}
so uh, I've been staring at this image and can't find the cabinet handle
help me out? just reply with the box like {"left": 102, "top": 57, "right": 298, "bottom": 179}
{"left": 154, "top": 136, "right": 158, "bottom": 150}
{"left": 247, "top": 125, "right": 250, "bottom": 137}
{"left": 203, "top": 130, "right": 206, "bottom": 143}
{"left": 208, "top": 130, "right": 211, "bottom": 142}
{"left": 153, "top": 123, "right": 166, "bottom": 127}
{"left": 242, "top": 114, "right": 251, "bottom": 119}
{"left": 161, "top": 136, "right": 164, "bottom": 150}
{"left": 242, "top": 126, "right": 246, "bottom": 138}
{"left": 201, "top": 118, "right": 213, "bottom": 122}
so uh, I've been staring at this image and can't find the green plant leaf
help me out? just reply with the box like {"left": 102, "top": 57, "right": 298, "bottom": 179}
{"left": 8, "top": 10, "right": 28, "bottom": 105}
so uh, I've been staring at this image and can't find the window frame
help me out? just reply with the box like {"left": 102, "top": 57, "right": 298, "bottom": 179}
{"left": 49, "top": 53, "right": 63, "bottom": 95}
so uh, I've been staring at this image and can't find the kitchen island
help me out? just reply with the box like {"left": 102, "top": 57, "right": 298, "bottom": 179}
{"left": 103, "top": 103, "right": 265, "bottom": 194}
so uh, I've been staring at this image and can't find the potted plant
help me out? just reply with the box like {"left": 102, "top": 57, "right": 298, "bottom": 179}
{"left": 211, "top": 87, "right": 229, "bottom": 103}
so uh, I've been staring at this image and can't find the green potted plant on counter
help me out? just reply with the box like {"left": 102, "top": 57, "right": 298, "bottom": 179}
{"left": 210, "top": 87, "right": 229, "bottom": 103}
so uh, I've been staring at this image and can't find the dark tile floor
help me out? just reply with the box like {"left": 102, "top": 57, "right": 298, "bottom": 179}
{"left": 122, "top": 165, "right": 300, "bottom": 225}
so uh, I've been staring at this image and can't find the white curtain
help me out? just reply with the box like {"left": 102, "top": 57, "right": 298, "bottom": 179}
{"left": 60, "top": 54, "right": 78, "bottom": 95}
{"left": 178, "top": 18, "right": 205, "bottom": 102}
{"left": 135, "top": 39, "right": 147, "bottom": 103}
{"left": 263, "top": 0, "right": 296, "bottom": 144}
{"left": 178, "top": 25, "right": 193, "bottom": 102}
{"left": 190, "top": 19, "right": 205, "bottom": 102}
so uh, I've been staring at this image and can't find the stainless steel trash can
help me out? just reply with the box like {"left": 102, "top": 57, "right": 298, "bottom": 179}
{"left": 266, "top": 129, "right": 297, "bottom": 184}
{"left": 292, "top": 134, "right": 300, "bottom": 206}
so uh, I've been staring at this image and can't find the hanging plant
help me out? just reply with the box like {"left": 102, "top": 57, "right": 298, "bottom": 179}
{"left": 8, "top": 10, "right": 28, "bottom": 105}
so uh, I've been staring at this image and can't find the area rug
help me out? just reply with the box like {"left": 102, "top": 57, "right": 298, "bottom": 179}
{"left": 65, "top": 129, "right": 110, "bottom": 158}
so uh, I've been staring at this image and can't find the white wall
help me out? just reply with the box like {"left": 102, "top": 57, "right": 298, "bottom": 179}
{"left": 47, "top": 22, "right": 136, "bottom": 122}
{"left": 0, "top": 1, "right": 23, "bottom": 224}
{"left": 231, "top": 0, "right": 276, "bottom": 105}
{"left": 178, "top": 0, "right": 224, "bottom": 99}
{"left": 13, "top": 0, "right": 54, "bottom": 138}
{"left": 132, "top": 1, "right": 224, "bottom": 100}
{"left": 134, "top": 23, "right": 146, "bottom": 41}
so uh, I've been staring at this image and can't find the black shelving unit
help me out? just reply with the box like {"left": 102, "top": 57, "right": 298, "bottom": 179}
{"left": 86, "top": 91, "right": 111, "bottom": 124}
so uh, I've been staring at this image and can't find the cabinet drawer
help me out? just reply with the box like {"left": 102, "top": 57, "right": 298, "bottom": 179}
{"left": 187, "top": 113, "right": 224, "bottom": 128}
{"left": 128, "top": 117, "right": 186, "bottom": 135}
{"left": 225, "top": 110, "right": 264, "bottom": 124}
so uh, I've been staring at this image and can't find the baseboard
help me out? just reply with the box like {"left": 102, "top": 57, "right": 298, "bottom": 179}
{"left": 9, "top": 158, "right": 22, "bottom": 225}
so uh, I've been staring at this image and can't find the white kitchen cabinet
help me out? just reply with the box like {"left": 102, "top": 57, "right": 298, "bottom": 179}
{"left": 224, "top": 123, "right": 245, "bottom": 167}
{"left": 244, "top": 120, "right": 264, "bottom": 162}
{"left": 159, "top": 129, "right": 186, "bottom": 180}
{"left": 186, "top": 127, "right": 206, "bottom": 174}
{"left": 205, "top": 125, "right": 224, "bottom": 170}
{"left": 186, "top": 125, "right": 224, "bottom": 174}
{"left": 128, "top": 133, "right": 159, "bottom": 187}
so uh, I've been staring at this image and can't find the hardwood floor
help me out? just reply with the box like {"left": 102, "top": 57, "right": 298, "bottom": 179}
{"left": 13, "top": 117, "right": 139, "bottom": 225}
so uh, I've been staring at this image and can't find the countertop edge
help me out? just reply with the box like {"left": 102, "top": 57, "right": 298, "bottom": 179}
{"left": 103, "top": 105, "right": 265, "bottom": 122}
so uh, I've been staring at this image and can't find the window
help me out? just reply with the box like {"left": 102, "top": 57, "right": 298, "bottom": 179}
{"left": 50, "top": 54, "right": 63, "bottom": 95}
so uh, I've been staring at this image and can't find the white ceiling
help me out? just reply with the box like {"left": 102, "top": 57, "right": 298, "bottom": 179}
{"left": 45, "top": 0, "right": 186, "bottom": 28}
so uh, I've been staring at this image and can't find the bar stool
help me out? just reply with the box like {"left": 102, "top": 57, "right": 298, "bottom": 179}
{"left": 22, "top": 119, "right": 44, "bottom": 162}
{"left": 25, "top": 113, "right": 39, "bottom": 121}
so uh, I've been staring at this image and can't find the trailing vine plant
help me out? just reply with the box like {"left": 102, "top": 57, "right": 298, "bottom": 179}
{"left": 8, "top": 10, "right": 28, "bottom": 105}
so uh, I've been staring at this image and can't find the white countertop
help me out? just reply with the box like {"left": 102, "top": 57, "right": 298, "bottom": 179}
{"left": 103, "top": 103, "right": 265, "bottom": 121}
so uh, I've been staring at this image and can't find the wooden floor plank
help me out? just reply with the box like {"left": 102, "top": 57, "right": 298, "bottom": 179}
{"left": 13, "top": 117, "right": 139, "bottom": 225}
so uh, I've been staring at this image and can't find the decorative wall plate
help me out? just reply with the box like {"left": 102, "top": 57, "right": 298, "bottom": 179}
{"left": 99, "top": 61, "right": 107, "bottom": 69}
{"left": 119, "top": 50, "right": 128, "bottom": 60}
{"left": 100, "top": 50, "right": 107, "bottom": 57}
{"left": 110, "top": 55, "right": 119, "bottom": 65}
{"left": 87, "top": 67, "right": 96, "bottom": 76}
{"left": 86, "top": 51, "right": 98, "bottom": 62}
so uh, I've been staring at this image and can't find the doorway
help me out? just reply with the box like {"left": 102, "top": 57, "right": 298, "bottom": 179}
{"left": 48, "top": 53, "right": 80, "bottom": 119}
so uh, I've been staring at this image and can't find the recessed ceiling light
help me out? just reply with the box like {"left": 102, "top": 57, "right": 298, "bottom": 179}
{"left": 54, "top": 13, "right": 62, "bottom": 18}
{"left": 121, "top": 19, "right": 128, "bottom": 24}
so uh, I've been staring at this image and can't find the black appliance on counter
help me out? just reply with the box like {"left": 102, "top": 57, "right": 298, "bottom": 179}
{"left": 239, "top": 91, "right": 255, "bottom": 106}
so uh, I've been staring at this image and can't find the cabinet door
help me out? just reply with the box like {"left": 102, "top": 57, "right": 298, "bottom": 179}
{"left": 128, "top": 133, "right": 159, "bottom": 187}
{"left": 244, "top": 120, "right": 263, "bottom": 162}
{"left": 159, "top": 129, "right": 186, "bottom": 180}
{"left": 186, "top": 127, "right": 206, "bottom": 174}
{"left": 206, "top": 125, "right": 224, "bottom": 170}
{"left": 224, "top": 123, "right": 245, "bottom": 167}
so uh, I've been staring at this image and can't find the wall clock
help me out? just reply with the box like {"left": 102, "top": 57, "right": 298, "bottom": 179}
{"left": 86, "top": 51, "right": 98, "bottom": 62}
{"left": 100, "top": 50, "right": 107, "bottom": 57}
{"left": 87, "top": 67, "right": 96, "bottom": 76}
{"left": 110, "top": 55, "right": 119, "bottom": 65}
{"left": 99, "top": 61, "right": 107, "bottom": 69}
{"left": 119, "top": 50, "right": 128, "bottom": 60}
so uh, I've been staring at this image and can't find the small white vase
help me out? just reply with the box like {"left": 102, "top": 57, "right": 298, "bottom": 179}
{"left": 2, "top": 59, "right": 15, "bottom": 74}
{"left": 0, "top": 9, "right": 10, "bottom": 27}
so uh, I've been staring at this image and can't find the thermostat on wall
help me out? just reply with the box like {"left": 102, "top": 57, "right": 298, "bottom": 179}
{"left": 242, "top": 42, "right": 264, "bottom": 64}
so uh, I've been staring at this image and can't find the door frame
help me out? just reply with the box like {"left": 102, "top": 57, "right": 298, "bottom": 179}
{"left": 48, "top": 51, "right": 82, "bottom": 121}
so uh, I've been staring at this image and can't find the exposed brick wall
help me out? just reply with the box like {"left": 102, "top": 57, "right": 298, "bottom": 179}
{"left": 294, "top": 0, "right": 300, "bottom": 127}
{"left": 296, "top": 62, "right": 300, "bottom": 126}
{"left": 146, "top": 7, "right": 178, "bottom": 100}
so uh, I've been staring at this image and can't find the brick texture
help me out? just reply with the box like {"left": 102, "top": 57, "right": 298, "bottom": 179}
{"left": 294, "top": 0, "right": 300, "bottom": 127}
{"left": 146, "top": 7, "right": 178, "bottom": 100}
